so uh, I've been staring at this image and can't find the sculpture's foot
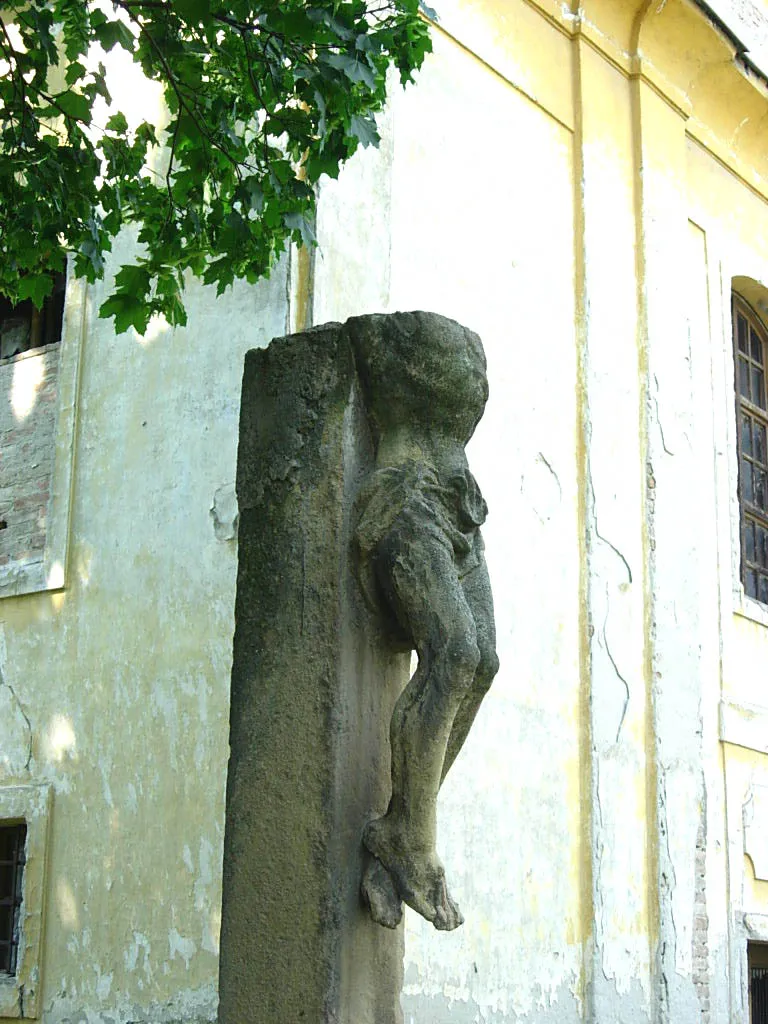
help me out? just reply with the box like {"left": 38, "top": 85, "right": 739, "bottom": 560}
{"left": 361, "top": 853, "right": 403, "bottom": 929}
{"left": 363, "top": 817, "right": 464, "bottom": 931}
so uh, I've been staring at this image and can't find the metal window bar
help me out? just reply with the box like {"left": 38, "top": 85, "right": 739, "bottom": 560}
{"left": 0, "top": 823, "right": 27, "bottom": 975}
{"left": 752, "top": 966, "right": 768, "bottom": 1024}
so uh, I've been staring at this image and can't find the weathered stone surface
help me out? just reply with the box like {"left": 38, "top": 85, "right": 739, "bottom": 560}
{"left": 346, "top": 313, "right": 499, "bottom": 932}
{"left": 218, "top": 322, "right": 408, "bottom": 1024}
{"left": 219, "top": 312, "right": 498, "bottom": 1022}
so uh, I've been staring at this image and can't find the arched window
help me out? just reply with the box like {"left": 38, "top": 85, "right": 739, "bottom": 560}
{"left": 734, "top": 293, "right": 768, "bottom": 603}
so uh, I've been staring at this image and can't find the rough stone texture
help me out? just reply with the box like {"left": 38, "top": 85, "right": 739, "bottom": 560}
{"left": 0, "top": 344, "right": 59, "bottom": 580}
{"left": 218, "top": 323, "right": 408, "bottom": 1024}
{"left": 347, "top": 312, "right": 498, "bottom": 933}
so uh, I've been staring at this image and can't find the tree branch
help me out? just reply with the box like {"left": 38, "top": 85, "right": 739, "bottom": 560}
{"left": 112, "top": 0, "right": 250, "bottom": 181}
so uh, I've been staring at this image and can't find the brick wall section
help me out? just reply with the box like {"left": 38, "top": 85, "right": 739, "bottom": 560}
{"left": 0, "top": 343, "right": 60, "bottom": 575}
{"left": 693, "top": 816, "right": 711, "bottom": 1023}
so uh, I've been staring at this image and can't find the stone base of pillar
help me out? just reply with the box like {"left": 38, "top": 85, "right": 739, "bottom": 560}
{"left": 218, "top": 323, "right": 407, "bottom": 1024}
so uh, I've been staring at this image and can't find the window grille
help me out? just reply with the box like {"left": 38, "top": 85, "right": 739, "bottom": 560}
{"left": 752, "top": 964, "right": 768, "bottom": 1023}
{"left": 734, "top": 295, "right": 768, "bottom": 603}
{"left": 0, "top": 823, "right": 26, "bottom": 975}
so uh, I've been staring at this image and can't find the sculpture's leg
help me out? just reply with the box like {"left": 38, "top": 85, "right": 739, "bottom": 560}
{"left": 440, "top": 560, "right": 500, "bottom": 785}
{"left": 362, "top": 529, "right": 479, "bottom": 931}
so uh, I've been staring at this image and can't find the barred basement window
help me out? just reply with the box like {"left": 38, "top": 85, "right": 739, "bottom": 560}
{"left": 0, "top": 824, "right": 26, "bottom": 976}
{"left": 0, "top": 272, "right": 65, "bottom": 360}
{"left": 734, "top": 294, "right": 768, "bottom": 603}
{"left": 749, "top": 942, "right": 768, "bottom": 1024}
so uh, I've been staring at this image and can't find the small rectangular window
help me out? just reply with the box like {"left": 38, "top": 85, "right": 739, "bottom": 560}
{"left": 0, "top": 272, "right": 65, "bottom": 360}
{"left": 749, "top": 942, "right": 768, "bottom": 1024}
{"left": 0, "top": 823, "right": 26, "bottom": 975}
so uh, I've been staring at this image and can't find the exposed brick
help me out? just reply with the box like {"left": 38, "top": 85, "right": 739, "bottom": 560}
{"left": 0, "top": 346, "right": 58, "bottom": 567}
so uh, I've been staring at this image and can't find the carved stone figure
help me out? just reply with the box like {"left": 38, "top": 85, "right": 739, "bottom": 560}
{"left": 346, "top": 311, "right": 500, "bottom": 932}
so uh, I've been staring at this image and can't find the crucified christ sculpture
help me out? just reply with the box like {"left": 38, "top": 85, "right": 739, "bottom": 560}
{"left": 346, "top": 311, "right": 499, "bottom": 932}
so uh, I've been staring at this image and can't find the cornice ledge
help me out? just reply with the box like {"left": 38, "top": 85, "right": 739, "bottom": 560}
{"left": 629, "top": 56, "right": 693, "bottom": 118}
{"left": 686, "top": 117, "right": 768, "bottom": 204}
{"left": 569, "top": 14, "right": 633, "bottom": 73}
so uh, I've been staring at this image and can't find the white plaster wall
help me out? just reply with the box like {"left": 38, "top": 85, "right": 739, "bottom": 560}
{"left": 389, "top": 38, "right": 582, "bottom": 1024}
{"left": 316, "top": 25, "right": 584, "bottom": 1023}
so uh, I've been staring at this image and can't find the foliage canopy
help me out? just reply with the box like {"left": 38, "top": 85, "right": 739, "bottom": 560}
{"left": 0, "top": 0, "right": 431, "bottom": 333}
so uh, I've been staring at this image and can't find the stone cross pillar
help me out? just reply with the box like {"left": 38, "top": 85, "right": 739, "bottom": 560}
{"left": 218, "top": 323, "right": 408, "bottom": 1024}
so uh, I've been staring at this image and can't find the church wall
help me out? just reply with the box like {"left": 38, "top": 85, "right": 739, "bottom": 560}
{"left": 686, "top": 130, "right": 768, "bottom": 1022}
{"left": 315, "top": 0, "right": 768, "bottom": 1020}
{"left": 2, "top": 0, "right": 768, "bottom": 1021}
{"left": 0, "top": 224, "right": 290, "bottom": 1021}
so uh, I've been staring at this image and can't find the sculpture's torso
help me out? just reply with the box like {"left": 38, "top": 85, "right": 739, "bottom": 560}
{"left": 349, "top": 311, "right": 491, "bottom": 605}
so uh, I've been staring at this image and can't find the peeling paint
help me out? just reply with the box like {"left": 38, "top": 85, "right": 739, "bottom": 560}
{"left": 168, "top": 929, "right": 197, "bottom": 971}
{"left": 0, "top": 621, "right": 33, "bottom": 773}
{"left": 209, "top": 484, "right": 238, "bottom": 542}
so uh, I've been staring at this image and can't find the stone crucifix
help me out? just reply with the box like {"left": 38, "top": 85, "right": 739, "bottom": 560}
{"left": 346, "top": 311, "right": 500, "bottom": 932}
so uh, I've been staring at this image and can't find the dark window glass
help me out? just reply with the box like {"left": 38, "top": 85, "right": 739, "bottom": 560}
{"left": 0, "top": 272, "right": 65, "bottom": 360}
{"left": 743, "top": 459, "right": 754, "bottom": 503}
{"left": 744, "top": 416, "right": 754, "bottom": 455}
{"left": 757, "top": 470, "right": 767, "bottom": 511}
{"left": 746, "top": 521, "right": 756, "bottom": 563}
{"left": 739, "top": 313, "right": 749, "bottom": 352}
{"left": 758, "top": 525, "right": 768, "bottom": 567}
{"left": 757, "top": 423, "right": 766, "bottom": 463}
{"left": 734, "top": 294, "right": 768, "bottom": 604}
{"left": 740, "top": 357, "right": 751, "bottom": 397}
{"left": 750, "top": 943, "right": 768, "bottom": 1023}
{"left": 754, "top": 368, "right": 766, "bottom": 409}
{"left": 0, "top": 824, "right": 26, "bottom": 975}
{"left": 754, "top": 330, "right": 765, "bottom": 364}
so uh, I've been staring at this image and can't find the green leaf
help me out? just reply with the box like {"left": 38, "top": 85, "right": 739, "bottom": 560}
{"left": 135, "top": 122, "right": 158, "bottom": 147}
{"left": 106, "top": 112, "right": 129, "bottom": 134}
{"left": 57, "top": 0, "right": 90, "bottom": 60}
{"left": 284, "top": 213, "right": 317, "bottom": 247}
{"left": 113, "top": 263, "right": 151, "bottom": 296}
{"left": 92, "top": 68, "right": 112, "bottom": 104}
{"left": 236, "top": 178, "right": 264, "bottom": 213}
{"left": 51, "top": 90, "right": 92, "bottom": 122}
{"left": 175, "top": 0, "right": 211, "bottom": 24}
{"left": 18, "top": 274, "right": 54, "bottom": 309}
{"left": 93, "top": 19, "right": 134, "bottom": 53}
{"left": 65, "top": 61, "right": 87, "bottom": 86}
{"left": 345, "top": 59, "right": 378, "bottom": 90}
{"left": 349, "top": 114, "right": 379, "bottom": 148}
{"left": 99, "top": 293, "right": 150, "bottom": 335}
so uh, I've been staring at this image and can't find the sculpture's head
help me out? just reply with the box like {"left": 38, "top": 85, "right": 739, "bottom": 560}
{"left": 345, "top": 311, "right": 488, "bottom": 448}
